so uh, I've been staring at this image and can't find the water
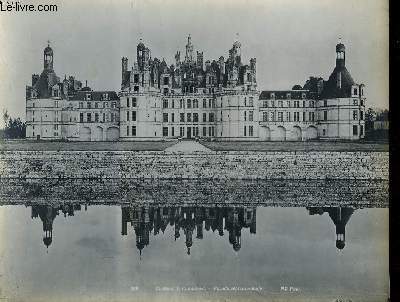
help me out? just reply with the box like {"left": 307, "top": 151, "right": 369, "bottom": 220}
{"left": 0, "top": 180, "right": 389, "bottom": 302}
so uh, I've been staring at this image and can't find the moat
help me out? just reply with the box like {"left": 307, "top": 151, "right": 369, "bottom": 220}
{"left": 0, "top": 179, "right": 389, "bottom": 301}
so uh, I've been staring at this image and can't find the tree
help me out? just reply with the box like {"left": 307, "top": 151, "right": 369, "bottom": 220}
{"left": 2, "top": 109, "right": 26, "bottom": 139}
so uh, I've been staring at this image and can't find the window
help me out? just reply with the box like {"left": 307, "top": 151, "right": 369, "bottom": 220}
{"left": 286, "top": 112, "right": 291, "bottom": 122}
{"left": 249, "top": 126, "right": 254, "bottom": 136}
{"left": 163, "top": 113, "right": 168, "bottom": 122}
{"left": 163, "top": 77, "right": 169, "bottom": 85}
{"left": 187, "top": 113, "right": 192, "bottom": 122}
{"left": 244, "top": 126, "right": 247, "bottom": 136}
{"left": 303, "top": 112, "right": 305, "bottom": 122}
{"left": 132, "top": 111, "right": 136, "bottom": 121}
{"left": 271, "top": 112, "right": 276, "bottom": 122}
{"left": 103, "top": 113, "right": 105, "bottom": 122}
{"left": 209, "top": 113, "right": 214, "bottom": 122}
{"left": 303, "top": 101, "right": 305, "bottom": 107}
{"left": 180, "top": 99, "right": 184, "bottom": 109}
{"left": 193, "top": 99, "right": 198, "bottom": 108}
{"left": 87, "top": 113, "right": 91, "bottom": 122}
{"left": 86, "top": 93, "right": 91, "bottom": 101}
{"left": 270, "top": 93, "right": 275, "bottom": 99}
{"left": 323, "top": 129, "right": 326, "bottom": 136}
{"left": 180, "top": 113, "right": 185, "bottom": 122}
{"left": 324, "top": 100, "right": 327, "bottom": 107}
{"left": 111, "top": 113, "right": 115, "bottom": 122}
{"left": 171, "top": 127, "right": 175, "bottom": 136}
{"left": 309, "top": 112, "right": 315, "bottom": 122}
{"left": 163, "top": 99, "right": 168, "bottom": 108}
{"left": 126, "top": 126, "right": 129, "bottom": 136}
{"left": 95, "top": 113, "right": 99, "bottom": 122}
{"left": 244, "top": 111, "right": 247, "bottom": 121}
{"left": 132, "top": 98, "right": 137, "bottom": 107}
{"left": 87, "top": 102, "right": 91, "bottom": 109}
{"left": 203, "top": 99, "right": 207, "bottom": 108}
{"left": 132, "top": 126, "right": 136, "bottom": 136}
{"left": 203, "top": 113, "right": 207, "bottom": 122}
{"left": 249, "top": 111, "right": 254, "bottom": 122}
{"left": 309, "top": 101, "right": 314, "bottom": 107}
{"left": 193, "top": 113, "right": 199, "bottom": 122}
{"left": 360, "top": 99, "right": 364, "bottom": 106}
{"left": 278, "top": 112, "right": 283, "bottom": 122}
{"left": 171, "top": 113, "right": 175, "bottom": 122}
{"left": 324, "top": 111, "right": 327, "bottom": 121}
{"left": 263, "top": 112, "right": 268, "bottom": 122}
{"left": 249, "top": 97, "right": 254, "bottom": 107}
{"left": 111, "top": 102, "right": 116, "bottom": 108}
{"left": 353, "top": 99, "right": 358, "bottom": 106}
{"left": 294, "top": 101, "right": 299, "bottom": 108}
{"left": 203, "top": 127, "right": 207, "bottom": 136}
{"left": 294, "top": 112, "right": 300, "bottom": 122}
{"left": 360, "top": 110, "right": 364, "bottom": 120}
{"left": 180, "top": 127, "right": 185, "bottom": 137}
{"left": 286, "top": 93, "right": 291, "bottom": 99}
{"left": 209, "top": 99, "right": 212, "bottom": 108}
{"left": 271, "top": 100, "right": 275, "bottom": 107}
{"left": 263, "top": 101, "right": 268, "bottom": 108}
{"left": 102, "top": 93, "right": 109, "bottom": 100}
{"left": 302, "top": 93, "right": 306, "bottom": 99}
{"left": 95, "top": 102, "right": 98, "bottom": 109}
{"left": 163, "top": 127, "right": 168, "bottom": 137}
{"left": 127, "top": 111, "right": 130, "bottom": 121}
{"left": 187, "top": 99, "right": 192, "bottom": 108}
{"left": 360, "top": 125, "right": 364, "bottom": 136}
{"left": 134, "top": 74, "right": 139, "bottom": 83}
{"left": 126, "top": 98, "right": 130, "bottom": 107}
{"left": 353, "top": 110, "right": 358, "bottom": 120}
{"left": 353, "top": 88, "right": 358, "bottom": 95}
{"left": 353, "top": 125, "right": 358, "bottom": 135}
{"left": 278, "top": 101, "right": 283, "bottom": 108}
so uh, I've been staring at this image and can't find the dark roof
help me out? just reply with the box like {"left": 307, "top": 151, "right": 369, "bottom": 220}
{"left": 32, "top": 69, "right": 59, "bottom": 98}
{"left": 259, "top": 90, "right": 313, "bottom": 100}
{"left": 71, "top": 90, "right": 119, "bottom": 101}
{"left": 320, "top": 65, "right": 355, "bottom": 99}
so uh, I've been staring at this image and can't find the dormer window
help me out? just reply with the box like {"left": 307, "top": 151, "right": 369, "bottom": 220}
{"left": 102, "top": 93, "right": 109, "bottom": 100}
{"left": 353, "top": 88, "right": 358, "bottom": 96}
{"left": 86, "top": 93, "right": 91, "bottom": 101}
{"left": 270, "top": 93, "right": 275, "bottom": 99}
{"left": 286, "top": 93, "right": 291, "bottom": 99}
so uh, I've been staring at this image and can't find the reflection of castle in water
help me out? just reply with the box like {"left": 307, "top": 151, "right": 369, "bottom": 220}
{"left": 28, "top": 203, "right": 354, "bottom": 251}
{"left": 31, "top": 203, "right": 87, "bottom": 248}
{"left": 121, "top": 205, "right": 257, "bottom": 255}
{"left": 307, "top": 207, "right": 354, "bottom": 250}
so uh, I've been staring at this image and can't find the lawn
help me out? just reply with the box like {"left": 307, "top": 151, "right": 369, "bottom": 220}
{"left": 200, "top": 140, "right": 389, "bottom": 152}
{"left": 0, "top": 140, "right": 177, "bottom": 151}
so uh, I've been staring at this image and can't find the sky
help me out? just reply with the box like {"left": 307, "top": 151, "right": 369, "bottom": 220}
{"left": 0, "top": 0, "right": 389, "bottom": 120}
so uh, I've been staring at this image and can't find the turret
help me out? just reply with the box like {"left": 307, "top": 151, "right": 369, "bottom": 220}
{"left": 43, "top": 41, "right": 54, "bottom": 71}
{"left": 336, "top": 42, "right": 346, "bottom": 68}
{"left": 121, "top": 57, "right": 128, "bottom": 81}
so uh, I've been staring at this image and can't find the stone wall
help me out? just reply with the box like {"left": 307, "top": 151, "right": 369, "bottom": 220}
{"left": 0, "top": 150, "right": 388, "bottom": 180}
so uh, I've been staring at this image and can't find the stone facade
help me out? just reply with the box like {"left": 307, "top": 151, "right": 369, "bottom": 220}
{"left": 26, "top": 38, "right": 366, "bottom": 141}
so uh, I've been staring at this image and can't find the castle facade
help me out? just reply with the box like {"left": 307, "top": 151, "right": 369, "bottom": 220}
{"left": 26, "top": 37, "right": 366, "bottom": 141}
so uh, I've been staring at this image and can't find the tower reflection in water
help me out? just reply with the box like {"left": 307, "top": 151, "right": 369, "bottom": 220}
{"left": 29, "top": 203, "right": 354, "bottom": 252}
